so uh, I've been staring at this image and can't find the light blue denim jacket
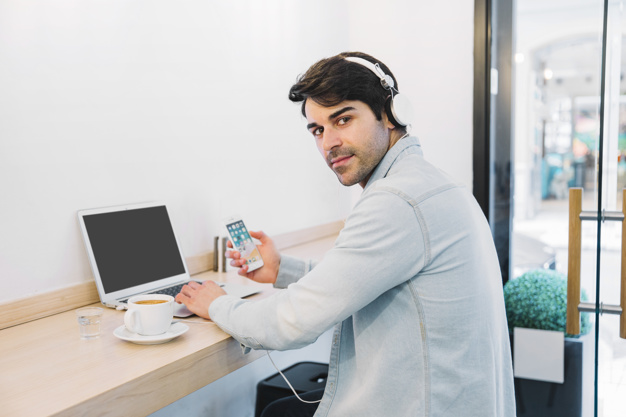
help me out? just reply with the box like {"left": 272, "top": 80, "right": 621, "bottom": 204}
{"left": 210, "top": 137, "right": 516, "bottom": 416}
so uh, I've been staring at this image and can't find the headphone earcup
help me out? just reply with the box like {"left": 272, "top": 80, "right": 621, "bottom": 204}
{"left": 384, "top": 97, "right": 399, "bottom": 127}
{"left": 387, "top": 94, "right": 414, "bottom": 128}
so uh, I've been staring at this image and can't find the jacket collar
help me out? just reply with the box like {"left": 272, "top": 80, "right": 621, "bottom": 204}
{"left": 363, "top": 136, "right": 422, "bottom": 191}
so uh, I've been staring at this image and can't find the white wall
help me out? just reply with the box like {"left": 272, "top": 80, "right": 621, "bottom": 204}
{"left": 346, "top": 0, "right": 476, "bottom": 185}
{"left": 0, "top": 0, "right": 474, "bottom": 303}
{"left": 0, "top": 0, "right": 354, "bottom": 302}
{"left": 0, "top": 1, "right": 475, "bottom": 416}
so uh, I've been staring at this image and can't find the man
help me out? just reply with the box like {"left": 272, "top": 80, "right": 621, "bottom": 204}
{"left": 176, "top": 52, "right": 516, "bottom": 416}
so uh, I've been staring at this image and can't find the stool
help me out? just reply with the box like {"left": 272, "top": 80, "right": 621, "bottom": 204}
{"left": 255, "top": 361, "right": 329, "bottom": 417}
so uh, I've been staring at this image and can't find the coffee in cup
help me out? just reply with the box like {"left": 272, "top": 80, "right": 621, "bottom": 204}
{"left": 124, "top": 294, "right": 174, "bottom": 336}
{"left": 134, "top": 299, "right": 168, "bottom": 305}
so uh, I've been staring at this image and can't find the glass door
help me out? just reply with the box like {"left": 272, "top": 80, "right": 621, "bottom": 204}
{"left": 490, "top": 0, "right": 626, "bottom": 416}
{"left": 590, "top": 3, "right": 626, "bottom": 415}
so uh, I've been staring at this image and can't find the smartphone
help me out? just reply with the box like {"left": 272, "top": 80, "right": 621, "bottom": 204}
{"left": 223, "top": 217, "right": 264, "bottom": 272}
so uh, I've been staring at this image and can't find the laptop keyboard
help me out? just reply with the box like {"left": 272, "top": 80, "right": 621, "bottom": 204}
{"left": 118, "top": 281, "right": 228, "bottom": 304}
{"left": 153, "top": 281, "right": 202, "bottom": 297}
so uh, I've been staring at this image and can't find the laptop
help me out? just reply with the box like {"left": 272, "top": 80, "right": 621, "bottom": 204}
{"left": 78, "top": 202, "right": 260, "bottom": 317}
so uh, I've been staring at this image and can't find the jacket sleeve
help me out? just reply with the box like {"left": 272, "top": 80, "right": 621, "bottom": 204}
{"left": 209, "top": 187, "right": 426, "bottom": 351}
{"left": 273, "top": 255, "right": 318, "bottom": 289}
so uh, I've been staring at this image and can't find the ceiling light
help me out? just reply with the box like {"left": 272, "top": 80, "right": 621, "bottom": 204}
{"left": 544, "top": 68, "right": 554, "bottom": 80}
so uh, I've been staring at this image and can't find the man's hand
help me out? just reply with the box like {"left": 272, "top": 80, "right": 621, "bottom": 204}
{"left": 175, "top": 280, "right": 226, "bottom": 320}
{"left": 226, "top": 230, "right": 280, "bottom": 284}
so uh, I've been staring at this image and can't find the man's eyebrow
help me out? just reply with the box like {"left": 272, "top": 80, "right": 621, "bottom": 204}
{"left": 329, "top": 106, "right": 356, "bottom": 120}
{"left": 306, "top": 106, "right": 356, "bottom": 131}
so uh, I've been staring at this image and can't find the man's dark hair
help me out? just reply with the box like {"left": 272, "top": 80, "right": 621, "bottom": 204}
{"left": 288, "top": 52, "right": 400, "bottom": 123}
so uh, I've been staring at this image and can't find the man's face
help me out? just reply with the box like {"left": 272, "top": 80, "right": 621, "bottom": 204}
{"left": 305, "top": 100, "right": 394, "bottom": 188}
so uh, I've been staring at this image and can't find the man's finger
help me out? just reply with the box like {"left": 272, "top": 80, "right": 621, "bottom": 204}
{"left": 249, "top": 230, "right": 265, "bottom": 241}
{"left": 237, "top": 264, "right": 250, "bottom": 277}
{"left": 230, "top": 258, "right": 246, "bottom": 267}
{"left": 178, "top": 284, "right": 189, "bottom": 295}
{"left": 226, "top": 250, "right": 241, "bottom": 260}
{"left": 175, "top": 293, "right": 188, "bottom": 304}
{"left": 179, "top": 283, "right": 196, "bottom": 297}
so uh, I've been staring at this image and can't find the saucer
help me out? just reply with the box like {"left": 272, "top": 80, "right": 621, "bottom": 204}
{"left": 113, "top": 322, "right": 189, "bottom": 345}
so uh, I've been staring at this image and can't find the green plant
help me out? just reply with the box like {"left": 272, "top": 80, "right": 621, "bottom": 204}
{"left": 503, "top": 269, "right": 591, "bottom": 337}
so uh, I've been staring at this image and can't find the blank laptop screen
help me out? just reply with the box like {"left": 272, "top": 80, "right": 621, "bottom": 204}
{"left": 82, "top": 206, "right": 186, "bottom": 293}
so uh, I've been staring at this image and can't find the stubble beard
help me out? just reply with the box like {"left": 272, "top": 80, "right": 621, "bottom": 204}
{"left": 327, "top": 121, "right": 390, "bottom": 187}
{"left": 328, "top": 147, "right": 383, "bottom": 187}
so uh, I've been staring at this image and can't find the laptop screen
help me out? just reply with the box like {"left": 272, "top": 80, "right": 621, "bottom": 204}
{"left": 82, "top": 205, "right": 186, "bottom": 293}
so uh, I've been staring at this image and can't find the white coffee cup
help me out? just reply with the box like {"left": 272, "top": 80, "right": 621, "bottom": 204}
{"left": 124, "top": 294, "right": 174, "bottom": 336}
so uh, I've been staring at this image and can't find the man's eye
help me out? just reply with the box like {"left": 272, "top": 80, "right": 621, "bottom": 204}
{"left": 313, "top": 127, "right": 323, "bottom": 137}
{"left": 337, "top": 116, "right": 351, "bottom": 126}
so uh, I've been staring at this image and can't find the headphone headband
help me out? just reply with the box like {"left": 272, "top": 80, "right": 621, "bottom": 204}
{"left": 344, "top": 55, "right": 413, "bottom": 128}
{"left": 344, "top": 56, "right": 396, "bottom": 90}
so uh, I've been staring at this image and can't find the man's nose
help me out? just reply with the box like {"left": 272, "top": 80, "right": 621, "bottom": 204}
{"left": 322, "top": 129, "right": 342, "bottom": 152}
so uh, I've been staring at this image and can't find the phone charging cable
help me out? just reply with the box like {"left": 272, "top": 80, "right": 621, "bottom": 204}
{"left": 265, "top": 351, "right": 323, "bottom": 404}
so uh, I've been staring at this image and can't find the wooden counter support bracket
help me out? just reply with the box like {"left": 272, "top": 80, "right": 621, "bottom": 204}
{"left": 566, "top": 188, "right": 626, "bottom": 339}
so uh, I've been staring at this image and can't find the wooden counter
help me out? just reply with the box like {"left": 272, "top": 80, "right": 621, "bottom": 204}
{"left": 0, "top": 233, "right": 339, "bottom": 417}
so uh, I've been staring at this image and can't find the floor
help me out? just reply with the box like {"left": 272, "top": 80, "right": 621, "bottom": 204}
{"left": 514, "top": 197, "right": 626, "bottom": 417}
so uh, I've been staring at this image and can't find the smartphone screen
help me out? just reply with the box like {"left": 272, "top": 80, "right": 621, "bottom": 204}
{"left": 225, "top": 219, "right": 263, "bottom": 270}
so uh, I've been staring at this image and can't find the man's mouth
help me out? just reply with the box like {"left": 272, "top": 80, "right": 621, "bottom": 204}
{"left": 330, "top": 155, "right": 353, "bottom": 168}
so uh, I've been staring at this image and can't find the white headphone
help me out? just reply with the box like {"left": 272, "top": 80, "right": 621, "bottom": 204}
{"left": 344, "top": 56, "right": 414, "bottom": 128}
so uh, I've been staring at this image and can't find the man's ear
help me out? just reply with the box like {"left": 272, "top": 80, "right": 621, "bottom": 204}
{"left": 381, "top": 110, "right": 396, "bottom": 130}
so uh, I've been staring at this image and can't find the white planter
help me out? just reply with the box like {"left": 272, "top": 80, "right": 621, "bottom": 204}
{"left": 514, "top": 327, "right": 565, "bottom": 383}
